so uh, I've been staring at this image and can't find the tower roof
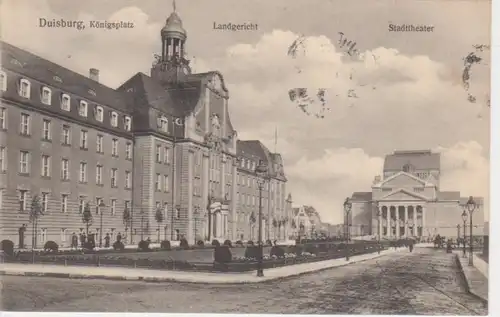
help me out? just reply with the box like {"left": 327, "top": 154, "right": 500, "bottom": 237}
{"left": 161, "top": 11, "right": 187, "bottom": 38}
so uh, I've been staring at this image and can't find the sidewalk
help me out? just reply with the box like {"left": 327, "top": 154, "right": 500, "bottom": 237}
{"left": 0, "top": 248, "right": 402, "bottom": 284}
{"left": 454, "top": 251, "right": 488, "bottom": 302}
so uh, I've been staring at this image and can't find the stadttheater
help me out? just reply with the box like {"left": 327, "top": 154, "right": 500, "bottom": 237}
{"left": 350, "top": 150, "right": 484, "bottom": 239}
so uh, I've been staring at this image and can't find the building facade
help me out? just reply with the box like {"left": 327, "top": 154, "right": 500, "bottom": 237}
{"left": 350, "top": 150, "right": 484, "bottom": 240}
{"left": 0, "top": 9, "right": 290, "bottom": 248}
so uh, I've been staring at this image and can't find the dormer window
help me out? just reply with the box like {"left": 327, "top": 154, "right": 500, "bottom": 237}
{"left": 124, "top": 116, "right": 132, "bottom": 131}
{"left": 88, "top": 89, "right": 96, "bottom": 96}
{"left": 157, "top": 115, "right": 168, "bottom": 133}
{"left": 402, "top": 163, "right": 414, "bottom": 173}
{"left": 240, "top": 159, "right": 245, "bottom": 168}
{"left": 41, "top": 87, "right": 51, "bottom": 105}
{"left": 79, "top": 101, "right": 88, "bottom": 117}
{"left": 11, "top": 59, "right": 23, "bottom": 67}
{"left": 61, "top": 94, "right": 70, "bottom": 111}
{"left": 94, "top": 106, "right": 103, "bottom": 122}
{"left": 18, "top": 79, "right": 30, "bottom": 98}
{"left": 53, "top": 76, "right": 62, "bottom": 83}
{"left": 110, "top": 111, "right": 118, "bottom": 127}
{"left": 0, "top": 71, "right": 6, "bottom": 91}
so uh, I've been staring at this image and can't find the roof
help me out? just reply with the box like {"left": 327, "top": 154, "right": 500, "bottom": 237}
{"left": 437, "top": 191, "right": 461, "bottom": 201}
{"left": 161, "top": 12, "right": 187, "bottom": 37}
{"left": 351, "top": 192, "right": 373, "bottom": 202}
{"left": 384, "top": 150, "right": 440, "bottom": 171}
{"left": 1, "top": 41, "right": 131, "bottom": 112}
{"left": 117, "top": 72, "right": 201, "bottom": 117}
{"left": 293, "top": 207, "right": 300, "bottom": 216}
{"left": 237, "top": 140, "right": 269, "bottom": 162}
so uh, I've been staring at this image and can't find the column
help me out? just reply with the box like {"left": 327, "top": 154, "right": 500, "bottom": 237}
{"left": 387, "top": 208, "right": 392, "bottom": 238}
{"left": 221, "top": 155, "right": 226, "bottom": 199}
{"left": 413, "top": 206, "right": 417, "bottom": 236}
{"left": 231, "top": 161, "right": 237, "bottom": 241}
{"left": 404, "top": 206, "right": 408, "bottom": 237}
{"left": 378, "top": 206, "right": 383, "bottom": 238}
{"left": 395, "top": 206, "right": 400, "bottom": 237}
{"left": 421, "top": 206, "right": 426, "bottom": 238}
{"left": 202, "top": 152, "right": 209, "bottom": 240}
{"left": 187, "top": 148, "right": 194, "bottom": 243}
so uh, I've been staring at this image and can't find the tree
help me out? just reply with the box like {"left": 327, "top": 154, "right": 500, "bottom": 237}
{"left": 155, "top": 206, "right": 164, "bottom": 242}
{"left": 82, "top": 202, "right": 93, "bottom": 236}
{"left": 29, "top": 195, "right": 44, "bottom": 249}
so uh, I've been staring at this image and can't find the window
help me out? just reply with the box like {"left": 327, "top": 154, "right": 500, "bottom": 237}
{"left": 61, "top": 94, "right": 70, "bottom": 111}
{"left": 20, "top": 113, "right": 30, "bottom": 136}
{"left": 110, "top": 168, "right": 118, "bottom": 188}
{"left": 175, "top": 229, "right": 180, "bottom": 241}
{"left": 79, "top": 162, "right": 87, "bottom": 182}
{"left": 61, "top": 159, "right": 69, "bottom": 180}
{"left": 80, "top": 130, "right": 88, "bottom": 149}
{"left": 124, "top": 200, "right": 130, "bottom": 212}
{"left": 240, "top": 159, "right": 244, "bottom": 168}
{"left": 61, "top": 194, "right": 68, "bottom": 213}
{"left": 79, "top": 196, "right": 85, "bottom": 213}
{"left": 159, "top": 116, "right": 168, "bottom": 133}
{"left": 96, "top": 198, "right": 103, "bottom": 214}
{"left": 19, "top": 190, "right": 27, "bottom": 211}
{"left": 111, "top": 139, "right": 118, "bottom": 156}
{"left": 110, "top": 111, "right": 118, "bottom": 127}
{"left": 414, "top": 187, "right": 424, "bottom": 193}
{"left": 156, "top": 145, "right": 161, "bottom": 162}
{"left": 155, "top": 173, "right": 161, "bottom": 191}
{"left": 41, "top": 192, "right": 49, "bottom": 212}
{"left": 0, "top": 147, "right": 5, "bottom": 172}
{"left": 175, "top": 207, "right": 180, "bottom": 219}
{"left": 41, "top": 87, "right": 51, "bottom": 105}
{"left": 42, "top": 119, "right": 51, "bottom": 141}
{"left": 62, "top": 125, "right": 71, "bottom": 145}
{"left": 40, "top": 228, "right": 47, "bottom": 245}
{"left": 96, "top": 135, "right": 103, "bottom": 153}
{"left": 19, "top": 151, "right": 29, "bottom": 174}
{"left": 94, "top": 106, "right": 103, "bottom": 122}
{"left": 96, "top": 165, "right": 103, "bottom": 185}
{"left": 19, "top": 79, "right": 30, "bottom": 98}
{"left": 164, "top": 147, "right": 170, "bottom": 164}
{"left": 125, "top": 142, "right": 132, "bottom": 160}
{"left": 110, "top": 199, "right": 116, "bottom": 215}
{"left": 0, "top": 71, "right": 6, "bottom": 91}
{"left": 125, "top": 171, "right": 131, "bottom": 189}
{"left": 61, "top": 229, "right": 67, "bottom": 242}
{"left": 124, "top": 116, "right": 132, "bottom": 131}
{"left": 163, "top": 175, "right": 169, "bottom": 192}
{"left": 0, "top": 107, "right": 5, "bottom": 129}
{"left": 41, "top": 155, "right": 51, "bottom": 177}
{"left": 79, "top": 101, "right": 88, "bottom": 117}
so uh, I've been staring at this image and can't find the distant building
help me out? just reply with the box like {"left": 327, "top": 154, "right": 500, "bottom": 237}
{"left": 291, "top": 205, "right": 323, "bottom": 238}
{"left": 350, "top": 150, "right": 484, "bottom": 239}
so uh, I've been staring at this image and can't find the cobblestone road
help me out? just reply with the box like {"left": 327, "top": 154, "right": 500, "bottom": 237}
{"left": 1, "top": 248, "right": 487, "bottom": 314}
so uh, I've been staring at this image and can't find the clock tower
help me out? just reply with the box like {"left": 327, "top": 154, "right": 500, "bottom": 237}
{"left": 151, "top": 0, "right": 191, "bottom": 84}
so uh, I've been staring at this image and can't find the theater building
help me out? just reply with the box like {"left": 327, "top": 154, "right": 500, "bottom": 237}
{"left": 350, "top": 150, "right": 484, "bottom": 239}
{"left": 0, "top": 8, "right": 290, "bottom": 248}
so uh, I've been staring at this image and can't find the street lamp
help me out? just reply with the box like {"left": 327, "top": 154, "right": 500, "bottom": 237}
{"left": 193, "top": 206, "right": 200, "bottom": 245}
{"left": 98, "top": 200, "right": 106, "bottom": 247}
{"left": 344, "top": 197, "right": 352, "bottom": 261}
{"left": 82, "top": 202, "right": 93, "bottom": 237}
{"left": 461, "top": 208, "right": 468, "bottom": 258}
{"left": 255, "top": 159, "right": 269, "bottom": 277}
{"left": 375, "top": 202, "right": 381, "bottom": 254}
{"left": 466, "top": 196, "right": 476, "bottom": 266}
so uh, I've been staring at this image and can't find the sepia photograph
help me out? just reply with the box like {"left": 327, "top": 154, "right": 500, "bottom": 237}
{"left": 0, "top": 0, "right": 492, "bottom": 315}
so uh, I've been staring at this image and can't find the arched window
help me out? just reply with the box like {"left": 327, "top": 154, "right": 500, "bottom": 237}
{"left": 94, "top": 106, "right": 103, "bottom": 122}
{"left": 79, "top": 101, "right": 88, "bottom": 117}
{"left": 41, "top": 87, "right": 51, "bottom": 105}
{"left": 18, "top": 79, "right": 31, "bottom": 98}
{"left": 61, "top": 94, "right": 71, "bottom": 111}
{"left": 110, "top": 111, "right": 118, "bottom": 127}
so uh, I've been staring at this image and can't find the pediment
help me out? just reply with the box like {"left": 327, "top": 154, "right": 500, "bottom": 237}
{"left": 380, "top": 189, "right": 427, "bottom": 201}
{"left": 377, "top": 171, "right": 426, "bottom": 188}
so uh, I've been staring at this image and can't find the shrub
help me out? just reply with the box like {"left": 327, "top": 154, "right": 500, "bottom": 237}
{"left": 266, "top": 239, "right": 273, "bottom": 246}
{"left": 138, "top": 240, "right": 150, "bottom": 251}
{"left": 270, "top": 245, "right": 285, "bottom": 258}
{"left": 213, "top": 245, "right": 232, "bottom": 264}
{"left": 113, "top": 241, "right": 125, "bottom": 251}
{"left": 304, "top": 244, "right": 319, "bottom": 255}
{"left": 211, "top": 239, "right": 220, "bottom": 247}
{"left": 83, "top": 241, "right": 95, "bottom": 251}
{"left": 247, "top": 240, "right": 254, "bottom": 246}
{"left": 223, "top": 239, "right": 232, "bottom": 247}
{"left": 235, "top": 240, "right": 243, "bottom": 246}
{"left": 0, "top": 240, "right": 14, "bottom": 256}
{"left": 196, "top": 240, "right": 205, "bottom": 247}
{"left": 43, "top": 241, "right": 58, "bottom": 252}
{"left": 289, "top": 245, "right": 303, "bottom": 256}
{"left": 160, "top": 240, "right": 171, "bottom": 250}
{"left": 180, "top": 238, "right": 189, "bottom": 250}
{"left": 244, "top": 245, "right": 260, "bottom": 259}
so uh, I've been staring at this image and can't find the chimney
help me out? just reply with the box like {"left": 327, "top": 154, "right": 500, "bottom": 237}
{"left": 89, "top": 68, "right": 99, "bottom": 82}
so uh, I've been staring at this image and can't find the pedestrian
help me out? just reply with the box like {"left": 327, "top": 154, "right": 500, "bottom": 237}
{"left": 408, "top": 239, "right": 414, "bottom": 252}
{"left": 80, "top": 233, "right": 86, "bottom": 248}
{"left": 18, "top": 224, "right": 27, "bottom": 249}
{"left": 71, "top": 232, "right": 78, "bottom": 249}
{"left": 104, "top": 233, "right": 110, "bottom": 248}
{"left": 117, "top": 232, "right": 122, "bottom": 243}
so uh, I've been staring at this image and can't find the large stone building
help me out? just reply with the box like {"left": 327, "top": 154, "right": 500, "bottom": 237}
{"left": 0, "top": 8, "right": 291, "bottom": 248}
{"left": 350, "top": 150, "right": 484, "bottom": 239}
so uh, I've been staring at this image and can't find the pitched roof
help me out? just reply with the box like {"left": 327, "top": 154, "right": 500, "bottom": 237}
{"left": 437, "top": 191, "right": 461, "bottom": 201}
{"left": 117, "top": 72, "right": 201, "bottom": 117}
{"left": 1, "top": 41, "right": 131, "bottom": 112}
{"left": 237, "top": 140, "right": 270, "bottom": 162}
{"left": 384, "top": 150, "right": 440, "bottom": 171}
{"left": 351, "top": 192, "right": 373, "bottom": 202}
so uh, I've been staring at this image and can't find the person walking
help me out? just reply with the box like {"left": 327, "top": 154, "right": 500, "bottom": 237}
{"left": 71, "top": 232, "right": 78, "bottom": 250}
{"left": 80, "top": 233, "right": 86, "bottom": 248}
{"left": 104, "top": 233, "right": 110, "bottom": 248}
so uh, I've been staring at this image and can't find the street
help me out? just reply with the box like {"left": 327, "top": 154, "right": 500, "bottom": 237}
{"left": 1, "top": 248, "right": 487, "bottom": 314}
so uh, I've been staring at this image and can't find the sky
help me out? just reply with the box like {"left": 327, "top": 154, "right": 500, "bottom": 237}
{"left": 0, "top": 0, "right": 491, "bottom": 224}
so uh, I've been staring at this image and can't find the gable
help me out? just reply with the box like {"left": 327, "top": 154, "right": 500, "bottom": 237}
{"left": 380, "top": 172, "right": 425, "bottom": 188}
{"left": 380, "top": 189, "right": 427, "bottom": 201}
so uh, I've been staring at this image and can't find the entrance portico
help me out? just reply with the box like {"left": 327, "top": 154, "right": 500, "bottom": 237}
{"left": 378, "top": 203, "right": 425, "bottom": 238}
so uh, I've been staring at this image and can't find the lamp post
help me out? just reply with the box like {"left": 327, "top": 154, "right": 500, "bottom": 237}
{"left": 461, "top": 209, "right": 468, "bottom": 258}
{"left": 344, "top": 197, "right": 352, "bottom": 261}
{"left": 456, "top": 224, "right": 460, "bottom": 240}
{"left": 466, "top": 196, "right": 476, "bottom": 266}
{"left": 82, "top": 202, "right": 93, "bottom": 237}
{"left": 375, "top": 202, "right": 381, "bottom": 254}
{"left": 98, "top": 200, "right": 106, "bottom": 247}
{"left": 255, "top": 160, "right": 268, "bottom": 277}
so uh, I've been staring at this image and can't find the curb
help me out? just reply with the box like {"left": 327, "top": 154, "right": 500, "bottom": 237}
{"left": 454, "top": 254, "right": 488, "bottom": 304}
{"left": 0, "top": 250, "right": 399, "bottom": 285}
